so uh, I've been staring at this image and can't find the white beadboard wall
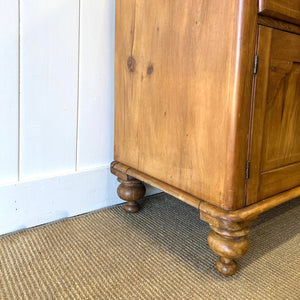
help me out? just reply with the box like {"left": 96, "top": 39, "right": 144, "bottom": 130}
{"left": 0, "top": 0, "right": 159, "bottom": 236}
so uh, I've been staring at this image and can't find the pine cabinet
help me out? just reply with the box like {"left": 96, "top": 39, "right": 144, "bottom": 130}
{"left": 248, "top": 26, "right": 300, "bottom": 205}
{"left": 111, "top": 0, "right": 300, "bottom": 275}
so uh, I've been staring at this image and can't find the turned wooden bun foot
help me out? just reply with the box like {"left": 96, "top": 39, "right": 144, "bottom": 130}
{"left": 216, "top": 257, "right": 237, "bottom": 276}
{"left": 208, "top": 225, "right": 250, "bottom": 276}
{"left": 117, "top": 177, "right": 146, "bottom": 213}
{"left": 123, "top": 201, "right": 140, "bottom": 213}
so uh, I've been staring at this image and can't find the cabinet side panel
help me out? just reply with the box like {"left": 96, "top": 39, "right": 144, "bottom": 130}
{"left": 115, "top": 0, "right": 256, "bottom": 209}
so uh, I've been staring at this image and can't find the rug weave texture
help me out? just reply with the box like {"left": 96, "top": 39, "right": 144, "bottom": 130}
{"left": 0, "top": 194, "right": 299, "bottom": 299}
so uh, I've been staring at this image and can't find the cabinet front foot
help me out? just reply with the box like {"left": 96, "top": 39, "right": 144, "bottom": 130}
{"left": 216, "top": 257, "right": 237, "bottom": 276}
{"left": 117, "top": 177, "right": 146, "bottom": 213}
{"left": 207, "top": 224, "right": 253, "bottom": 276}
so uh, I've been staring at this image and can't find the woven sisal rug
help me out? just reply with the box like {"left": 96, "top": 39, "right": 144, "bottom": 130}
{"left": 0, "top": 194, "right": 299, "bottom": 299}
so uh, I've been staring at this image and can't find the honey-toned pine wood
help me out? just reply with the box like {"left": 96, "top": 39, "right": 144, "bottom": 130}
{"left": 259, "top": 162, "right": 300, "bottom": 200}
{"left": 111, "top": 162, "right": 146, "bottom": 212}
{"left": 200, "top": 185, "right": 300, "bottom": 222}
{"left": 208, "top": 218, "right": 257, "bottom": 276}
{"left": 258, "top": 15, "right": 300, "bottom": 35}
{"left": 112, "top": 161, "right": 300, "bottom": 275}
{"left": 112, "top": 1, "right": 300, "bottom": 276}
{"left": 114, "top": 0, "right": 257, "bottom": 210}
{"left": 259, "top": 0, "right": 300, "bottom": 26}
{"left": 111, "top": 161, "right": 201, "bottom": 210}
{"left": 112, "top": 161, "right": 300, "bottom": 221}
{"left": 261, "top": 33, "right": 300, "bottom": 171}
{"left": 117, "top": 177, "right": 146, "bottom": 213}
{"left": 246, "top": 26, "right": 273, "bottom": 205}
{"left": 247, "top": 27, "right": 300, "bottom": 204}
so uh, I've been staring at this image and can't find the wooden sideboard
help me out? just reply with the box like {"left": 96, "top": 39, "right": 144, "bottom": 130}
{"left": 111, "top": 0, "right": 300, "bottom": 275}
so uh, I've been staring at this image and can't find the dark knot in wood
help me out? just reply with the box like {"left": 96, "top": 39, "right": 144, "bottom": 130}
{"left": 147, "top": 64, "right": 154, "bottom": 75}
{"left": 127, "top": 56, "right": 136, "bottom": 72}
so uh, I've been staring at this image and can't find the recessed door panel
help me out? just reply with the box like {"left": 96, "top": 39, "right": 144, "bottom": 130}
{"left": 247, "top": 26, "right": 300, "bottom": 204}
{"left": 261, "top": 59, "right": 300, "bottom": 172}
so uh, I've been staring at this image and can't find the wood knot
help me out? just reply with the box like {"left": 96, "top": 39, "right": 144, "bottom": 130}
{"left": 147, "top": 64, "right": 153, "bottom": 75}
{"left": 127, "top": 57, "right": 136, "bottom": 72}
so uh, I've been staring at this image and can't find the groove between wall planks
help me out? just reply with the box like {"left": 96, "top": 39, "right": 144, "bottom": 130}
{"left": 18, "top": 0, "right": 21, "bottom": 181}
{"left": 1, "top": 1, "right": 116, "bottom": 182}
{"left": 77, "top": 0, "right": 115, "bottom": 169}
{"left": 75, "top": 0, "right": 81, "bottom": 172}
{"left": 0, "top": 1, "right": 158, "bottom": 235}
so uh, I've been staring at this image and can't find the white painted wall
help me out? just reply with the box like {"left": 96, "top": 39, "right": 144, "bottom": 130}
{"left": 0, "top": 0, "right": 158, "bottom": 236}
{"left": 0, "top": 0, "right": 19, "bottom": 185}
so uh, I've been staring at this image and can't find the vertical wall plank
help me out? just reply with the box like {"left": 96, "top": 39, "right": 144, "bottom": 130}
{"left": 77, "top": 0, "right": 115, "bottom": 169}
{"left": 20, "top": 0, "right": 79, "bottom": 179}
{"left": 0, "top": 0, "right": 19, "bottom": 184}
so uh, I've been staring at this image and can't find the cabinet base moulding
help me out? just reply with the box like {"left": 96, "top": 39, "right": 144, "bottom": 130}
{"left": 111, "top": 161, "right": 300, "bottom": 276}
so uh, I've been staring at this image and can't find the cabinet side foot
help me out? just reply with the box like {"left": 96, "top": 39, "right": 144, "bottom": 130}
{"left": 111, "top": 161, "right": 146, "bottom": 213}
{"left": 117, "top": 177, "right": 146, "bottom": 213}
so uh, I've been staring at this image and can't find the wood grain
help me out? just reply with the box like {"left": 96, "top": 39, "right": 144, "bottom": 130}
{"left": 112, "top": 161, "right": 300, "bottom": 221}
{"left": 261, "top": 59, "right": 300, "bottom": 171}
{"left": 117, "top": 177, "right": 146, "bottom": 213}
{"left": 247, "top": 27, "right": 300, "bottom": 204}
{"left": 259, "top": 162, "right": 300, "bottom": 199}
{"left": 259, "top": 0, "right": 300, "bottom": 26}
{"left": 114, "top": 0, "right": 257, "bottom": 210}
{"left": 111, "top": 161, "right": 201, "bottom": 210}
{"left": 258, "top": 15, "right": 300, "bottom": 35}
{"left": 112, "top": 159, "right": 300, "bottom": 276}
{"left": 208, "top": 220, "right": 256, "bottom": 276}
{"left": 113, "top": 3, "right": 300, "bottom": 275}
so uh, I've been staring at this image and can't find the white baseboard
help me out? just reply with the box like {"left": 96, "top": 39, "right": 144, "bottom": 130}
{"left": 0, "top": 165, "right": 160, "bottom": 236}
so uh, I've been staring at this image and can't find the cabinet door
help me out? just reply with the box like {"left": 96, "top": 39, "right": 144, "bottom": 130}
{"left": 247, "top": 26, "right": 300, "bottom": 205}
{"left": 259, "top": 0, "right": 300, "bottom": 26}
